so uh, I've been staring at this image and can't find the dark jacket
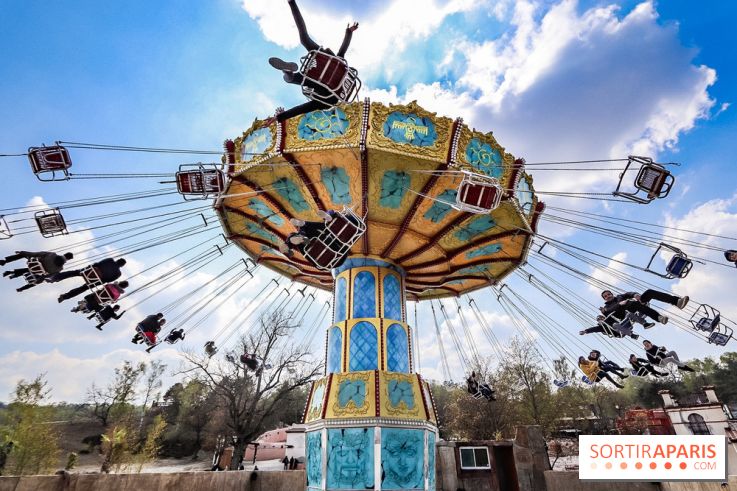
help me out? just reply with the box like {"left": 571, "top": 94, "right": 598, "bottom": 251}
{"left": 139, "top": 315, "right": 161, "bottom": 333}
{"left": 644, "top": 345, "right": 667, "bottom": 365}
{"left": 602, "top": 292, "right": 637, "bottom": 315}
{"left": 92, "top": 258, "right": 123, "bottom": 283}
{"left": 21, "top": 251, "right": 66, "bottom": 275}
{"left": 97, "top": 306, "right": 123, "bottom": 322}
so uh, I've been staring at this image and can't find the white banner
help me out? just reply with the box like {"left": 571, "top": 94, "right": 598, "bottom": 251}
{"left": 579, "top": 435, "right": 726, "bottom": 481}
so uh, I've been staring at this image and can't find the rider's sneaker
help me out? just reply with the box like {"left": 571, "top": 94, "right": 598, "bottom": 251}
{"left": 677, "top": 296, "right": 689, "bottom": 309}
{"left": 269, "top": 57, "right": 298, "bottom": 73}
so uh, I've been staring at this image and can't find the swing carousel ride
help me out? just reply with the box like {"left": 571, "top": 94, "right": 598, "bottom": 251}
{"left": 1, "top": 27, "right": 736, "bottom": 491}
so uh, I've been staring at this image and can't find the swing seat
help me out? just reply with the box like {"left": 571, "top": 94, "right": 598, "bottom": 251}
{"left": 299, "top": 50, "right": 361, "bottom": 105}
{"left": 303, "top": 238, "right": 341, "bottom": 270}
{"left": 82, "top": 266, "right": 104, "bottom": 289}
{"left": 613, "top": 156, "right": 675, "bottom": 204}
{"left": 0, "top": 215, "right": 12, "bottom": 240}
{"left": 645, "top": 242, "right": 693, "bottom": 279}
{"left": 22, "top": 258, "right": 48, "bottom": 286}
{"left": 326, "top": 207, "right": 365, "bottom": 243}
{"left": 34, "top": 209, "right": 68, "bottom": 238}
{"left": 176, "top": 164, "right": 225, "bottom": 200}
{"left": 454, "top": 172, "right": 503, "bottom": 214}
{"left": 665, "top": 255, "right": 692, "bottom": 279}
{"left": 553, "top": 379, "right": 569, "bottom": 388}
{"left": 204, "top": 342, "right": 218, "bottom": 357}
{"left": 93, "top": 286, "right": 115, "bottom": 307}
{"left": 708, "top": 330, "right": 730, "bottom": 347}
{"left": 303, "top": 208, "right": 366, "bottom": 271}
{"left": 164, "top": 329, "right": 181, "bottom": 344}
{"left": 28, "top": 145, "right": 72, "bottom": 181}
{"left": 690, "top": 305, "right": 720, "bottom": 334}
{"left": 135, "top": 324, "right": 156, "bottom": 347}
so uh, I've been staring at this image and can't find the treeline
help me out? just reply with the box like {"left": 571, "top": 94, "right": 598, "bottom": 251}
{"left": 0, "top": 312, "right": 320, "bottom": 476}
{"left": 431, "top": 341, "right": 737, "bottom": 440}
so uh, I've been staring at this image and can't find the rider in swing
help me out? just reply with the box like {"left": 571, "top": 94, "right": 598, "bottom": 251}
{"left": 266, "top": 0, "right": 359, "bottom": 124}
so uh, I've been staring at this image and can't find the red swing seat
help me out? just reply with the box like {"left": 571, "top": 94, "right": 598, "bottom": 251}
{"left": 298, "top": 50, "right": 361, "bottom": 105}
{"left": 28, "top": 145, "right": 72, "bottom": 181}
{"left": 302, "top": 207, "right": 366, "bottom": 271}
{"left": 455, "top": 172, "right": 503, "bottom": 214}
{"left": 175, "top": 164, "right": 225, "bottom": 200}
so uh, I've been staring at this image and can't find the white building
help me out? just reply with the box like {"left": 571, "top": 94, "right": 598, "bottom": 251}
{"left": 659, "top": 386, "right": 737, "bottom": 475}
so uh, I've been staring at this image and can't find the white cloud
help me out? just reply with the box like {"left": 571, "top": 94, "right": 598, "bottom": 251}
{"left": 664, "top": 194, "right": 737, "bottom": 322}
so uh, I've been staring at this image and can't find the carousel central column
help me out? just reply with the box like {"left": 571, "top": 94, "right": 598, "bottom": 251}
{"left": 302, "top": 256, "right": 439, "bottom": 491}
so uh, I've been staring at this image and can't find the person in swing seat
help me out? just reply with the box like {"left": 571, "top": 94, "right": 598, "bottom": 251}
{"left": 89, "top": 304, "right": 125, "bottom": 330}
{"left": 578, "top": 356, "right": 624, "bottom": 389}
{"left": 56, "top": 258, "right": 127, "bottom": 302}
{"left": 71, "top": 281, "right": 128, "bottom": 314}
{"left": 265, "top": 0, "right": 359, "bottom": 124}
{"left": 2, "top": 250, "right": 73, "bottom": 291}
{"left": 642, "top": 340, "right": 695, "bottom": 372}
{"left": 600, "top": 289, "right": 689, "bottom": 326}
{"left": 628, "top": 354, "right": 668, "bottom": 377}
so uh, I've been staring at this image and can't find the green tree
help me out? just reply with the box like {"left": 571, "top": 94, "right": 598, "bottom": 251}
{"left": 2, "top": 375, "right": 60, "bottom": 475}
{"left": 87, "top": 361, "right": 146, "bottom": 427}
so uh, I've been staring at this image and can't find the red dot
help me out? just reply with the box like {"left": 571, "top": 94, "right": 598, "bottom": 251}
{"left": 665, "top": 462, "right": 672, "bottom": 470}
{"left": 605, "top": 462, "right": 613, "bottom": 469}
{"left": 680, "top": 462, "right": 687, "bottom": 470}
{"left": 635, "top": 462, "right": 643, "bottom": 469}
{"left": 620, "top": 462, "right": 628, "bottom": 470}
{"left": 650, "top": 462, "right": 657, "bottom": 469}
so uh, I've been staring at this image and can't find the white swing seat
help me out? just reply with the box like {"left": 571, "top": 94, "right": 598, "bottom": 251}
{"left": 454, "top": 171, "right": 503, "bottom": 214}
{"left": 28, "top": 145, "right": 72, "bottom": 181}
{"left": 92, "top": 286, "right": 115, "bottom": 307}
{"left": 34, "top": 209, "right": 68, "bottom": 238}
{"left": 82, "top": 266, "right": 104, "bottom": 289}
{"left": 22, "top": 258, "right": 48, "bottom": 286}
{"left": 298, "top": 50, "right": 361, "bottom": 105}
{"left": 175, "top": 164, "right": 225, "bottom": 200}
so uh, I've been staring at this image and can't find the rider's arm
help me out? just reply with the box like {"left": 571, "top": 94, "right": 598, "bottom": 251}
{"left": 337, "top": 23, "right": 358, "bottom": 57}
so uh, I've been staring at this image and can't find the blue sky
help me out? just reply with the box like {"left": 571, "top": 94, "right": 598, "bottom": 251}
{"left": 1, "top": 0, "right": 736, "bottom": 401}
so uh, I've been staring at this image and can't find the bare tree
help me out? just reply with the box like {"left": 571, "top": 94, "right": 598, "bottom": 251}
{"left": 179, "top": 310, "right": 322, "bottom": 469}
{"left": 86, "top": 361, "right": 146, "bottom": 427}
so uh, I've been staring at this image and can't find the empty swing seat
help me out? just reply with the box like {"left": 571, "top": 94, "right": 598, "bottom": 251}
{"left": 635, "top": 164, "right": 672, "bottom": 198}
{"left": 27, "top": 145, "right": 72, "bottom": 181}
{"left": 455, "top": 172, "right": 503, "bottom": 214}
{"left": 176, "top": 166, "right": 224, "bottom": 198}
{"left": 708, "top": 330, "right": 730, "bottom": 347}
{"left": 665, "top": 255, "right": 692, "bottom": 279}
{"left": 0, "top": 215, "right": 11, "bottom": 240}
{"left": 613, "top": 157, "right": 675, "bottom": 204}
{"left": 34, "top": 209, "right": 68, "bottom": 238}
{"left": 299, "top": 50, "right": 361, "bottom": 105}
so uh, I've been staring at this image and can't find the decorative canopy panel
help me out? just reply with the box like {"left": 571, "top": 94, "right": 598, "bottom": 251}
{"left": 216, "top": 100, "right": 542, "bottom": 300}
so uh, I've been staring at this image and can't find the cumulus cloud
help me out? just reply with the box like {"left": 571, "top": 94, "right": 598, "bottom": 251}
{"left": 664, "top": 194, "right": 737, "bottom": 322}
